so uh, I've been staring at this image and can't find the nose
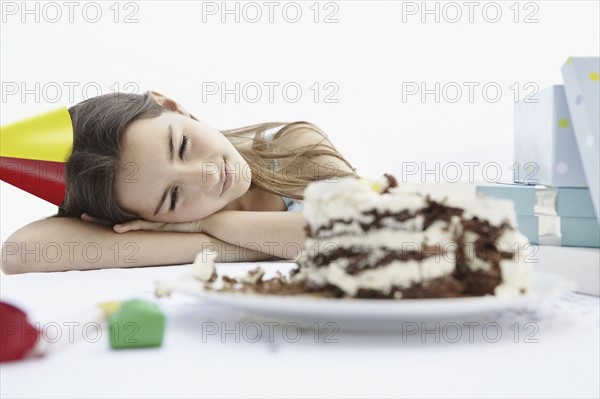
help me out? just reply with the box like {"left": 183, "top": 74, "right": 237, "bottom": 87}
{"left": 179, "top": 160, "right": 222, "bottom": 193}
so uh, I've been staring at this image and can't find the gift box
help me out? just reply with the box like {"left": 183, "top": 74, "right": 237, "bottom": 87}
{"left": 513, "top": 85, "right": 587, "bottom": 187}
{"left": 509, "top": 213, "right": 561, "bottom": 246}
{"left": 561, "top": 57, "right": 600, "bottom": 222}
{"left": 476, "top": 183, "right": 598, "bottom": 247}
{"left": 516, "top": 215, "right": 539, "bottom": 244}
{"left": 561, "top": 216, "right": 600, "bottom": 248}
{"left": 476, "top": 183, "right": 596, "bottom": 217}
{"left": 555, "top": 187, "right": 596, "bottom": 217}
{"left": 476, "top": 183, "right": 538, "bottom": 215}
{"left": 538, "top": 215, "right": 562, "bottom": 246}
{"left": 476, "top": 183, "right": 551, "bottom": 244}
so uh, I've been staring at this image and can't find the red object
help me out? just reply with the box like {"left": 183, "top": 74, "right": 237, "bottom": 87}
{"left": 0, "top": 156, "right": 66, "bottom": 207}
{"left": 0, "top": 301, "right": 41, "bottom": 362}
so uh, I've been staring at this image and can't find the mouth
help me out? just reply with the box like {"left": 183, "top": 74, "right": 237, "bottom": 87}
{"left": 220, "top": 160, "right": 233, "bottom": 196}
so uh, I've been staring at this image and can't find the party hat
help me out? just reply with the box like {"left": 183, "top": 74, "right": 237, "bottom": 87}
{"left": 0, "top": 301, "right": 40, "bottom": 362}
{"left": 0, "top": 107, "right": 73, "bottom": 206}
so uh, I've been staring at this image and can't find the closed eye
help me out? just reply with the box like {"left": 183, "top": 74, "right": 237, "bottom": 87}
{"left": 169, "top": 186, "right": 178, "bottom": 212}
{"left": 179, "top": 134, "right": 189, "bottom": 159}
{"left": 169, "top": 135, "right": 188, "bottom": 212}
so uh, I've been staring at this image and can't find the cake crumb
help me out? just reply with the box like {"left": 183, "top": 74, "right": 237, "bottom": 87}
{"left": 241, "top": 267, "right": 265, "bottom": 285}
{"left": 222, "top": 275, "right": 239, "bottom": 284}
{"left": 191, "top": 250, "right": 218, "bottom": 282}
{"left": 154, "top": 281, "right": 173, "bottom": 297}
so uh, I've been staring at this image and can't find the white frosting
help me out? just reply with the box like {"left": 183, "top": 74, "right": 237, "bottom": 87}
{"left": 324, "top": 260, "right": 419, "bottom": 297}
{"left": 496, "top": 229, "right": 530, "bottom": 253}
{"left": 495, "top": 258, "right": 532, "bottom": 297}
{"left": 303, "top": 178, "right": 427, "bottom": 230}
{"left": 420, "top": 255, "right": 456, "bottom": 281}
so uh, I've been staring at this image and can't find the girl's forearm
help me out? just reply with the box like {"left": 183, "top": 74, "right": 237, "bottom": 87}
{"left": 204, "top": 211, "right": 307, "bottom": 260}
{"left": 2, "top": 217, "right": 273, "bottom": 274}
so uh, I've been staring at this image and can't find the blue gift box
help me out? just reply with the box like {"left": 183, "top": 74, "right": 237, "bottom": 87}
{"left": 561, "top": 57, "right": 600, "bottom": 222}
{"left": 505, "top": 213, "right": 598, "bottom": 248}
{"left": 513, "top": 85, "right": 587, "bottom": 187}
{"left": 476, "top": 183, "right": 596, "bottom": 218}
{"left": 477, "top": 183, "right": 598, "bottom": 247}
{"left": 561, "top": 217, "right": 600, "bottom": 248}
{"left": 516, "top": 215, "right": 539, "bottom": 244}
{"left": 476, "top": 183, "right": 538, "bottom": 215}
{"left": 556, "top": 187, "right": 596, "bottom": 217}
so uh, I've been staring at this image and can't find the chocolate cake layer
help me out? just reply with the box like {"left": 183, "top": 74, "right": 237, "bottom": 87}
{"left": 305, "top": 245, "right": 448, "bottom": 276}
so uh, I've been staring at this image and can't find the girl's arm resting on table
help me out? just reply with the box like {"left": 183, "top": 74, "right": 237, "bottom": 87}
{"left": 84, "top": 210, "right": 308, "bottom": 261}
{"left": 1, "top": 217, "right": 273, "bottom": 274}
{"left": 202, "top": 211, "right": 307, "bottom": 261}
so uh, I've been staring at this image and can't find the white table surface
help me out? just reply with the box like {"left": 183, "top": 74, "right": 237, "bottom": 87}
{"left": 1, "top": 258, "right": 599, "bottom": 399}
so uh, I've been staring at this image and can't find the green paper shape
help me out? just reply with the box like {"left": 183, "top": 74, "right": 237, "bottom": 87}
{"left": 558, "top": 118, "right": 569, "bottom": 129}
{"left": 108, "top": 299, "right": 165, "bottom": 349}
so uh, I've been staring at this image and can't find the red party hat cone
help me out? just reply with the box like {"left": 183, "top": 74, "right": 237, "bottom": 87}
{"left": 0, "top": 157, "right": 66, "bottom": 206}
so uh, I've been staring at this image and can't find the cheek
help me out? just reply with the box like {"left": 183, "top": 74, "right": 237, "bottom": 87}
{"left": 183, "top": 194, "right": 222, "bottom": 220}
{"left": 114, "top": 182, "right": 132, "bottom": 212}
{"left": 193, "top": 132, "right": 222, "bottom": 152}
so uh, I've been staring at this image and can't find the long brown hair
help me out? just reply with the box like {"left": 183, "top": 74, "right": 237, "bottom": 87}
{"left": 54, "top": 91, "right": 357, "bottom": 223}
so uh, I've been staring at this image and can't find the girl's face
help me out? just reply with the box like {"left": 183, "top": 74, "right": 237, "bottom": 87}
{"left": 115, "top": 111, "right": 251, "bottom": 223}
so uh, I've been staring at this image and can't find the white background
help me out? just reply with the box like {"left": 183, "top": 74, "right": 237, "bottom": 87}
{"left": 1, "top": 0, "right": 599, "bottom": 242}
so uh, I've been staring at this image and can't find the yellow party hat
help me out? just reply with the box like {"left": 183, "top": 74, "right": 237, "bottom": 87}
{"left": 1, "top": 106, "right": 73, "bottom": 162}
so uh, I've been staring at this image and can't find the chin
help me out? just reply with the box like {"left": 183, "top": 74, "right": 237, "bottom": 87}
{"left": 236, "top": 162, "right": 252, "bottom": 189}
{"left": 234, "top": 178, "right": 252, "bottom": 198}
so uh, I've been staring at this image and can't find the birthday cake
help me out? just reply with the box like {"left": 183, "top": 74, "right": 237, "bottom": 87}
{"left": 290, "top": 174, "right": 532, "bottom": 298}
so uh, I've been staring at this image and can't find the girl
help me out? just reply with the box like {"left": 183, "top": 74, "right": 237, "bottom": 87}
{"left": 2, "top": 91, "right": 357, "bottom": 273}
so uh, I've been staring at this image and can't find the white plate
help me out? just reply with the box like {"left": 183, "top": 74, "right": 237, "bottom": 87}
{"left": 158, "top": 271, "right": 576, "bottom": 330}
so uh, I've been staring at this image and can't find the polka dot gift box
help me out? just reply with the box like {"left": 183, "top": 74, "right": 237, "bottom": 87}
{"left": 480, "top": 57, "right": 600, "bottom": 248}
{"left": 561, "top": 57, "right": 600, "bottom": 224}
{"left": 513, "top": 85, "right": 587, "bottom": 188}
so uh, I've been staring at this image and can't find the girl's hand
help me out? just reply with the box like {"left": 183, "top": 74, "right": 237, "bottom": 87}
{"left": 80, "top": 213, "right": 204, "bottom": 234}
